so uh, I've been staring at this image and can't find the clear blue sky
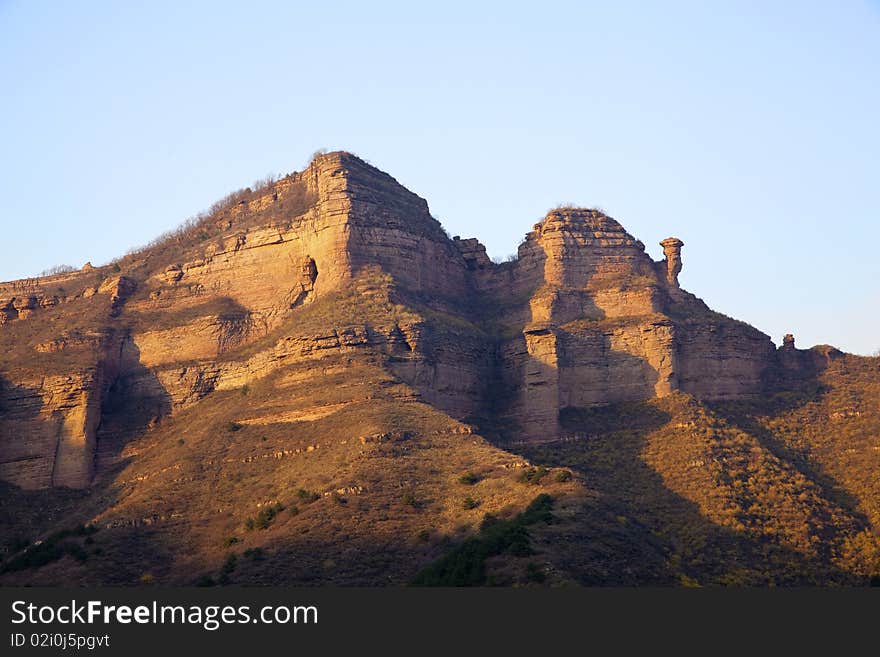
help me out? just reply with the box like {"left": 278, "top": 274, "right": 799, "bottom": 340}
{"left": 1, "top": 1, "right": 878, "bottom": 354}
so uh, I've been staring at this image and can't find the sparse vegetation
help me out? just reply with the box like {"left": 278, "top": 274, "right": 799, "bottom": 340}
{"left": 111, "top": 175, "right": 315, "bottom": 275}
{"left": 219, "top": 553, "right": 238, "bottom": 584}
{"left": 296, "top": 489, "right": 320, "bottom": 504}
{"left": 518, "top": 466, "right": 550, "bottom": 485}
{"left": 412, "top": 495, "right": 554, "bottom": 586}
{"left": 38, "top": 264, "right": 77, "bottom": 277}
{"left": 462, "top": 497, "right": 480, "bottom": 510}
{"left": 245, "top": 503, "right": 285, "bottom": 531}
{"left": 458, "top": 472, "right": 480, "bottom": 485}
{"left": 554, "top": 470, "right": 572, "bottom": 483}
{"left": 243, "top": 548, "right": 265, "bottom": 561}
{"left": 402, "top": 492, "right": 421, "bottom": 509}
{"left": 0, "top": 524, "right": 97, "bottom": 574}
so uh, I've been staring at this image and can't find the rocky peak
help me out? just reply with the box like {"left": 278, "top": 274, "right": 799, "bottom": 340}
{"left": 522, "top": 207, "right": 655, "bottom": 290}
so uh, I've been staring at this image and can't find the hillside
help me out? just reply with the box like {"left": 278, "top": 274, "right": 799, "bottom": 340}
{"left": 0, "top": 152, "right": 877, "bottom": 586}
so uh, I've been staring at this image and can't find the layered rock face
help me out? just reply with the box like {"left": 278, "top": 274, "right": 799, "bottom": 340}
{"left": 0, "top": 152, "right": 784, "bottom": 488}
{"left": 459, "top": 208, "right": 776, "bottom": 440}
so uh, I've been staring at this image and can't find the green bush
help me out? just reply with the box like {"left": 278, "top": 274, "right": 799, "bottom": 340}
{"left": 412, "top": 494, "right": 554, "bottom": 586}
{"left": 518, "top": 466, "right": 550, "bottom": 485}
{"left": 0, "top": 524, "right": 98, "bottom": 574}
{"left": 245, "top": 503, "right": 285, "bottom": 531}
{"left": 458, "top": 472, "right": 481, "bottom": 485}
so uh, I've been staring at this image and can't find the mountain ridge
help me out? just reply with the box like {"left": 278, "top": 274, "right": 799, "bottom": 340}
{"left": 1, "top": 151, "right": 877, "bottom": 586}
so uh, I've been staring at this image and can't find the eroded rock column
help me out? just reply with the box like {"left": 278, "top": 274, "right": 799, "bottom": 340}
{"left": 660, "top": 237, "right": 684, "bottom": 287}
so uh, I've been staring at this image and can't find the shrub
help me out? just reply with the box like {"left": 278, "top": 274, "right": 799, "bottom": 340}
{"left": 219, "top": 553, "right": 238, "bottom": 584}
{"left": 417, "top": 529, "right": 431, "bottom": 542}
{"left": 554, "top": 470, "right": 573, "bottom": 483}
{"left": 227, "top": 421, "right": 243, "bottom": 432}
{"left": 243, "top": 548, "right": 265, "bottom": 561}
{"left": 245, "top": 503, "right": 285, "bottom": 531}
{"left": 458, "top": 472, "right": 480, "bottom": 485}
{"left": 296, "top": 489, "right": 320, "bottom": 504}
{"left": 402, "top": 492, "right": 421, "bottom": 508}
{"left": 0, "top": 524, "right": 98, "bottom": 574}
{"left": 462, "top": 497, "right": 480, "bottom": 510}
{"left": 223, "top": 536, "right": 240, "bottom": 548}
{"left": 38, "top": 264, "right": 76, "bottom": 277}
{"left": 518, "top": 466, "right": 550, "bottom": 485}
{"left": 412, "top": 495, "right": 554, "bottom": 586}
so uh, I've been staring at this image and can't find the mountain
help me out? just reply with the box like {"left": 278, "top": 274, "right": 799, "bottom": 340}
{"left": 0, "top": 152, "right": 877, "bottom": 585}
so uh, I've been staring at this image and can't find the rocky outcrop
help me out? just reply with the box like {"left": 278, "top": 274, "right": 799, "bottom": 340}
{"left": 659, "top": 237, "right": 684, "bottom": 287}
{"left": 0, "top": 344, "right": 120, "bottom": 489}
{"left": 466, "top": 208, "right": 775, "bottom": 440}
{"left": 0, "top": 152, "right": 796, "bottom": 487}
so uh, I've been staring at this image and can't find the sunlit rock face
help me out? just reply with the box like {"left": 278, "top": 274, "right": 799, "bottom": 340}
{"left": 0, "top": 153, "right": 779, "bottom": 487}
{"left": 457, "top": 208, "right": 774, "bottom": 441}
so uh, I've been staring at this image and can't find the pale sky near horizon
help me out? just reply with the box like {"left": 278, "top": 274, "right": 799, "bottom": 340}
{"left": 1, "top": 1, "right": 878, "bottom": 354}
